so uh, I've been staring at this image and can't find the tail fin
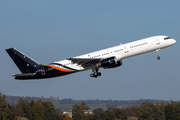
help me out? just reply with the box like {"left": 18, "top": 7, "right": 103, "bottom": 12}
{"left": 6, "top": 48, "right": 41, "bottom": 73}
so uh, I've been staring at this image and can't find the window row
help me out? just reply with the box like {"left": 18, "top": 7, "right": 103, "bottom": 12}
{"left": 90, "top": 52, "right": 111, "bottom": 59}
{"left": 130, "top": 42, "right": 148, "bottom": 48}
{"left": 114, "top": 49, "right": 123, "bottom": 52}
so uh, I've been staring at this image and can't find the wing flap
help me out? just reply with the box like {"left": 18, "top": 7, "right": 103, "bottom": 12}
{"left": 66, "top": 58, "right": 101, "bottom": 66}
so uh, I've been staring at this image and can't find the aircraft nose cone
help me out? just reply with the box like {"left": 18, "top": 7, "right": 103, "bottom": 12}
{"left": 172, "top": 39, "right": 176, "bottom": 44}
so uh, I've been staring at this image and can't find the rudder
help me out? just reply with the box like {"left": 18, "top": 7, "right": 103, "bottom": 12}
{"left": 6, "top": 48, "right": 41, "bottom": 73}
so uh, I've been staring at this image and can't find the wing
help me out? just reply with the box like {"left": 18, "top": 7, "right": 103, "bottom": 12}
{"left": 66, "top": 57, "right": 102, "bottom": 67}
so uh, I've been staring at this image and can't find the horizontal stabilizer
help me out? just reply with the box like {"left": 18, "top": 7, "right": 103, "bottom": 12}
{"left": 12, "top": 73, "right": 36, "bottom": 77}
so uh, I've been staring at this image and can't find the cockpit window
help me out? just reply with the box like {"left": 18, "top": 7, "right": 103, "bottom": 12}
{"left": 164, "top": 37, "right": 171, "bottom": 40}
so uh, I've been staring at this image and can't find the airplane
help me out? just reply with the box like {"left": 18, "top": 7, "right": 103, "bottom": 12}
{"left": 6, "top": 35, "right": 176, "bottom": 80}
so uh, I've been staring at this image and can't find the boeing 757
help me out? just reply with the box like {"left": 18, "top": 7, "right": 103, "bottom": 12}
{"left": 6, "top": 35, "right": 176, "bottom": 80}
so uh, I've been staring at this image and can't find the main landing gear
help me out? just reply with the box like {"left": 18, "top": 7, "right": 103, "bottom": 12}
{"left": 90, "top": 68, "right": 101, "bottom": 78}
{"left": 156, "top": 49, "right": 161, "bottom": 60}
{"left": 90, "top": 72, "right": 101, "bottom": 78}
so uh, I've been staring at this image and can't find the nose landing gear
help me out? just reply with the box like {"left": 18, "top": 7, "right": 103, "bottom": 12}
{"left": 156, "top": 49, "right": 161, "bottom": 60}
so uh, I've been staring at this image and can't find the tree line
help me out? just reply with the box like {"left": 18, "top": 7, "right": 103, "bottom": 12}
{"left": 1, "top": 92, "right": 180, "bottom": 120}
{"left": 5, "top": 95, "right": 170, "bottom": 109}
{"left": 71, "top": 101, "right": 180, "bottom": 120}
{"left": 0, "top": 92, "right": 62, "bottom": 120}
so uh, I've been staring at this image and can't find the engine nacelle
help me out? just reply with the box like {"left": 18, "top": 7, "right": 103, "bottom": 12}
{"left": 98, "top": 57, "right": 122, "bottom": 69}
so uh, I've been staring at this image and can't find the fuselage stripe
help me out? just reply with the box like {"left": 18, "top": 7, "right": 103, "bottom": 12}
{"left": 43, "top": 65, "right": 75, "bottom": 73}
{"left": 51, "top": 63, "right": 78, "bottom": 71}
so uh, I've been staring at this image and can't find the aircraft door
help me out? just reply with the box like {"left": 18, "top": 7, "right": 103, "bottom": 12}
{"left": 124, "top": 46, "right": 129, "bottom": 53}
{"left": 40, "top": 67, "right": 46, "bottom": 75}
{"left": 156, "top": 38, "right": 160, "bottom": 45}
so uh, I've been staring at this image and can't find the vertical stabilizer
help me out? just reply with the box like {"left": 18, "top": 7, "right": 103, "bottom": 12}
{"left": 6, "top": 48, "right": 41, "bottom": 73}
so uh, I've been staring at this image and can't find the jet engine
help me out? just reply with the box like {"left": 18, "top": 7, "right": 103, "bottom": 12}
{"left": 97, "top": 57, "right": 122, "bottom": 69}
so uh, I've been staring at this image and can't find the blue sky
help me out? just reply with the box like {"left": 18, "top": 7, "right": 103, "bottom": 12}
{"left": 0, "top": 1, "right": 180, "bottom": 100}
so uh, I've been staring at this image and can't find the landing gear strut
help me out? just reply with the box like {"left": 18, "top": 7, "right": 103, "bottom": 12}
{"left": 90, "top": 68, "right": 101, "bottom": 78}
{"left": 156, "top": 49, "right": 161, "bottom": 60}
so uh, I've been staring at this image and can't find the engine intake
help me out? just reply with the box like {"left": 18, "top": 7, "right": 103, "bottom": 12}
{"left": 99, "top": 57, "right": 122, "bottom": 69}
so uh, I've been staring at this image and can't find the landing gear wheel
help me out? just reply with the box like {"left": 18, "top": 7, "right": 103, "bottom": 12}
{"left": 90, "top": 72, "right": 102, "bottom": 78}
{"left": 157, "top": 56, "right": 160, "bottom": 60}
{"left": 90, "top": 73, "right": 94, "bottom": 78}
{"left": 91, "top": 67, "right": 101, "bottom": 78}
{"left": 97, "top": 72, "right": 101, "bottom": 76}
{"left": 93, "top": 72, "right": 98, "bottom": 78}
{"left": 94, "top": 75, "right": 97, "bottom": 78}
{"left": 94, "top": 72, "right": 98, "bottom": 76}
{"left": 156, "top": 49, "right": 161, "bottom": 60}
